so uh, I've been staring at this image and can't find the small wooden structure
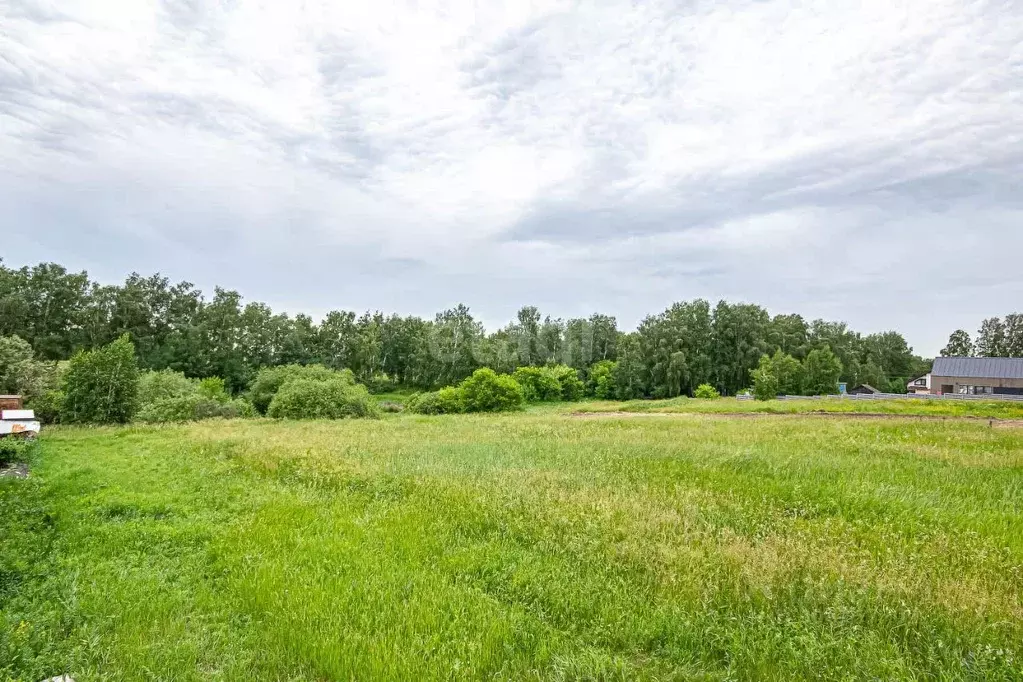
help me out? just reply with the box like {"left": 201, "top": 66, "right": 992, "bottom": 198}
{"left": 0, "top": 395, "right": 23, "bottom": 411}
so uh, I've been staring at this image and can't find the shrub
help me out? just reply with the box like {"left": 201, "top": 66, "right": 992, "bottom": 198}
{"left": 407, "top": 387, "right": 465, "bottom": 415}
{"left": 588, "top": 360, "right": 617, "bottom": 399}
{"left": 267, "top": 378, "right": 378, "bottom": 420}
{"left": 138, "top": 369, "right": 197, "bottom": 406}
{"left": 366, "top": 372, "right": 396, "bottom": 394}
{"left": 550, "top": 365, "right": 584, "bottom": 401}
{"left": 460, "top": 368, "right": 524, "bottom": 413}
{"left": 220, "top": 398, "right": 256, "bottom": 419}
{"left": 61, "top": 335, "right": 140, "bottom": 424}
{"left": 694, "top": 383, "right": 720, "bottom": 399}
{"left": 197, "top": 377, "right": 230, "bottom": 403}
{"left": 513, "top": 366, "right": 562, "bottom": 402}
{"left": 248, "top": 364, "right": 345, "bottom": 415}
{"left": 136, "top": 395, "right": 256, "bottom": 423}
{"left": 0, "top": 334, "right": 50, "bottom": 400}
{"left": 27, "top": 389, "right": 64, "bottom": 424}
{"left": 0, "top": 439, "right": 36, "bottom": 467}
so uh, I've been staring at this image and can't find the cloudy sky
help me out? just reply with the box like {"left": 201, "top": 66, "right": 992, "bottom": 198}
{"left": 2, "top": 0, "right": 1021, "bottom": 355}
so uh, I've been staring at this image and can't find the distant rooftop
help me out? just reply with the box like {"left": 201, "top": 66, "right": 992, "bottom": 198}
{"left": 931, "top": 357, "right": 1023, "bottom": 379}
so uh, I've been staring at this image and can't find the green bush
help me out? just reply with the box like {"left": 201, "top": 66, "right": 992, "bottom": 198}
{"left": 694, "top": 383, "right": 720, "bottom": 399}
{"left": 266, "top": 378, "right": 378, "bottom": 420}
{"left": 751, "top": 366, "right": 780, "bottom": 401}
{"left": 0, "top": 439, "right": 36, "bottom": 467}
{"left": 61, "top": 335, "right": 140, "bottom": 424}
{"left": 248, "top": 364, "right": 345, "bottom": 415}
{"left": 513, "top": 366, "right": 562, "bottom": 402}
{"left": 550, "top": 365, "right": 584, "bottom": 401}
{"left": 366, "top": 372, "right": 396, "bottom": 394}
{"left": 197, "top": 377, "right": 230, "bottom": 403}
{"left": 27, "top": 389, "right": 64, "bottom": 424}
{"left": 220, "top": 398, "right": 256, "bottom": 419}
{"left": 406, "top": 387, "right": 465, "bottom": 415}
{"left": 460, "top": 368, "right": 524, "bottom": 413}
{"left": 136, "top": 395, "right": 256, "bottom": 423}
{"left": 588, "top": 360, "right": 617, "bottom": 399}
{"left": 138, "top": 369, "right": 197, "bottom": 406}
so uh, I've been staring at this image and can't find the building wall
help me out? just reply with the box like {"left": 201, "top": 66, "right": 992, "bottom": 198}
{"left": 930, "top": 376, "right": 1023, "bottom": 394}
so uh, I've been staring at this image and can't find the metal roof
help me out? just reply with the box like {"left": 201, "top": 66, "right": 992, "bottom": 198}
{"left": 931, "top": 357, "right": 1023, "bottom": 379}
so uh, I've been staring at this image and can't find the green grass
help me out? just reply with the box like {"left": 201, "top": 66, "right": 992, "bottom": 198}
{"left": 3, "top": 413, "right": 1022, "bottom": 680}
{"left": 572, "top": 396, "right": 1023, "bottom": 419}
{"left": 371, "top": 390, "right": 418, "bottom": 408}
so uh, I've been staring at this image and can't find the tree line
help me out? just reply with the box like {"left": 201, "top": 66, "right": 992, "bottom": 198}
{"left": 942, "top": 315, "right": 1023, "bottom": 358}
{"left": 0, "top": 260, "right": 934, "bottom": 399}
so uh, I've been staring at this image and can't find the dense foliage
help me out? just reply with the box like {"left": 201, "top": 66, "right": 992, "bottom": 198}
{"left": 266, "top": 378, "right": 377, "bottom": 420}
{"left": 943, "top": 314, "right": 1023, "bottom": 358}
{"left": 408, "top": 369, "right": 524, "bottom": 414}
{"left": 2, "top": 259, "right": 938, "bottom": 399}
{"left": 512, "top": 365, "right": 582, "bottom": 402}
{"left": 134, "top": 369, "right": 254, "bottom": 423}
{"left": 693, "top": 383, "right": 720, "bottom": 399}
{"left": 750, "top": 347, "right": 842, "bottom": 400}
{"left": 248, "top": 364, "right": 341, "bottom": 415}
{"left": 459, "top": 368, "right": 526, "bottom": 413}
{"left": 61, "top": 335, "right": 140, "bottom": 424}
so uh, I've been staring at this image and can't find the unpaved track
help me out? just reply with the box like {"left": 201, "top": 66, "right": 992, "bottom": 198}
{"left": 570, "top": 411, "right": 1023, "bottom": 428}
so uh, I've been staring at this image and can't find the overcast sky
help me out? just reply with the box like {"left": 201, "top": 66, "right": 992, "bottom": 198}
{"left": 2, "top": 0, "right": 1021, "bottom": 355}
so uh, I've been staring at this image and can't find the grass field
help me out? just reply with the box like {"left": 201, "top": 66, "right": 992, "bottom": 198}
{"left": 572, "top": 396, "right": 1023, "bottom": 420}
{"left": 3, "top": 409, "right": 1022, "bottom": 680}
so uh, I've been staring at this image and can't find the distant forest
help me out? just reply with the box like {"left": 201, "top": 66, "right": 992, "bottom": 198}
{"left": 0, "top": 259, "right": 950, "bottom": 397}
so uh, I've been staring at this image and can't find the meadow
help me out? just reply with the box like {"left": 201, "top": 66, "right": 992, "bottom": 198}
{"left": 2, "top": 406, "right": 1022, "bottom": 680}
{"left": 574, "top": 396, "right": 1023, "bottom": 420}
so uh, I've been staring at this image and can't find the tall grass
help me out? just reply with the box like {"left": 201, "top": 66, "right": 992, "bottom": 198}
{"left": 572, "top": 396, "right": 1023, "bottom": 419}
{"left": 2, "top": 413, "right": 1021, "bottom": 680}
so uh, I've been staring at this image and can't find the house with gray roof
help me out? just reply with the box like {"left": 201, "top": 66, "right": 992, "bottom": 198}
{"left": 929, "top": 357, "right": 1023, "bottom": 396}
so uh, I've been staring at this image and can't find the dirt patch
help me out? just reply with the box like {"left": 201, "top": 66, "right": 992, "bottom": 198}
{"left": 0, "top": 462, "right": 29, "bottom": 479}
{"left": 569, "top": 411, "right": 1023, "bottom": 428}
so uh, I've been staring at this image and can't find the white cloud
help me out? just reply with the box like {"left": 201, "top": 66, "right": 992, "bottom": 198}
{"left": 1, "top": 0, "right": 1021, "bottom": 354}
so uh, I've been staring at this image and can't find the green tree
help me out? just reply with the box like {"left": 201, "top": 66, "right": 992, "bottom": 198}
{"left": 612, "top": 333, "right": 647, "bottom": 400}
{"left": 0, "top": 334, "right": 49, "bottom": 399}
{"left": 712, "top": 301, "right": 769, "bottom": 395}
{"left": 770, "top": 350, "right": 804, "bottom": 395}
{"left": 317, "top": 310, "right": 358, "bottom": 370}
{"left": 768, "top": 313, "right": 809, "bottom": 358}
{"left": 62, "top": 335, "right": 140, "bottom": 424}
{"left": 511, "top": 306, "right": 542, "bottom": 365}
{"left": 424, "top": 305, "right": 483, "bottom": 387}
{"left": 808, "top": 320, "right": 861, "bottom": 383}
{"left": 941, "top": 329, "right": 975, "bottom": 357}
{"left": 588, "top": 360, "right": 616, "bottom": 399}
{"left": 976, "top": 317, "right": 1007, "bottom": 357}
{"left": 1004, "top": 313, "right": 1023, "bottom": 358}
{"left": 750, "top": 355, "right": 780, "bottom": 401}
{"left": 513, "top": 366, "right": 563, "bottom": 402}
{"left": 803, "top": 347, "right": 843, "bottom": 396}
